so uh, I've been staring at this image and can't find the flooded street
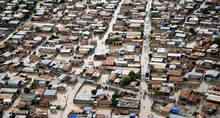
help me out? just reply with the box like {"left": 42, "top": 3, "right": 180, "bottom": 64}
{"left": 54, "top": 81, "right": 84, "bottom": 118}
{"left": 139, "top": 0, "right": 155, "bottom": 117}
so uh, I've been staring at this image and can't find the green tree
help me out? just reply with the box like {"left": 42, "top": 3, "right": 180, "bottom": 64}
{"left": 109, "top": 37, "right": 118, "bottom": 43}
{"left": 23, "top": 13, "right": 29, "bottom": 19}
{"left": 49, "top": 35, "right": 56, "bottom": 40}
{"left": 0, "top": 6, "right": 5, "bottom": 11}
{"left": 97, "top": 3, "right": 103, "bottom": 7}
{"left": 24, "top": 87, "right": 31, "bottom": 93}
{"left": 60, "top": 0, "right": 65, "bottom": 3}
{"left": 148, "top": 53, "right": 153, "bottom": 58}
{"left": 35, "top": 27, "right": 40, "bottom": 32}
{"left": 154, "top": 89, "right": 159, "bottom": 96}
{"left": 37, "top": 72, "right": 42, "bottom": 76}
{"left": 215, "top": 36, "right": 220, "bottom": 45}
{"left": 115, "top": 32, "right": 120, "bottom": 35}
{"left": 150, "top": 30, "right": 153, "bottom": 34}
{"left": 13, "top": 4, "right": 19, "bottom": 11}
{"left": 56, "top": 105, "right": 62, "bottom": 109}
{"left": 189, "top": 27, "right": 196, "bottom": 35}
{"left": 19, "top": 0, "right": 24, "bottom": 4}
{"left": 201, "top": 8, "right": 208, "bottom": 14}
{"left": 111, "top": 98, "right": 118, "bottom": 107}
{"left": 124, "top": 23, "right": 128, "bottom": 27}
{"left": 109, "top": 79, "right": 114, "bottom": 83}
{"left": 150, "top": 13, "right": 157, "bottom": 18}
{"left": 150, "top": 8, "right": 157, "bottom": 11}
{"left": 34, "top": 1, "right": 37, "bottom": 5}
{"left": 91, "top": 89, "right": 97, "bottom": 95}
{"left": 120, "top": 76, "right": 131, "bottom": 87}
{"left": 149, "top": 35, "right": 156, "bottom": 40}
{"left": 162, "top": 102, "right": 167, "bottom": 107}
{"left": 30, "top": 81, "right": 37, "bottom": 89}
{"left": 34, "top": 67, "right": 39, "bottom": 72}
{"left": 168, "top": 35, "right": 173, "bottom": 39}
{"left": 31, "top": 99, "right": 37, "bottom": 105}
{"left": 128, "top": 71, "right": 140, "bottom": 81}
{"left": 112, "top": 92, "right": 120, "bottom": 99}
{"left": 19, "top": 104, "right": 29, "bottom": 110}
{"left": 138, "top": 9, "right": 145, "bottom": 12}
{"left": 139, "top": 28, "right": 144, "bottom": 33}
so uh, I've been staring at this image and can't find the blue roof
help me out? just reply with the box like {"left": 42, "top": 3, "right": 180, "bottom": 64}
{"left": 69, "top": 115, "right": 78, "bottom": 118}
{"left": 130, "top": 113, "right": 135, "bottom": 116}
{"left": 120, "top": 51, "right": 126, "bottom": 54}
{"left": 171, "top": 107, "right": 178, "bottom": 112}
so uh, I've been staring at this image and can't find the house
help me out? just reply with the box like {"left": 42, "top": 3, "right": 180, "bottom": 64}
{"left": 9, "top": 109, "right": 29, "bottom": 115}
{"left": 206, "top": 94, "right": 220, "bottom": 103}
{"left": 39, "top": 98, "right": 50, "bottom": 108}
{"left": 168, "top": 114, "right": 187, "bottom": 118}
{"left": 115, "top": 60, "right": 127, "bottom": 67}
{"left": 74, "top": 93, "right": 93, "bottom": 104}
{"left": 43, "top": 90, "right": 57, "bottom": 98}
{"left": 205, "top": 70, "right": 219, "bottom": 82}
{"left": 84, "top": 69, "right": 95, "bottom": 79}
{"left": 179, "top": 88, "right": 192, "bottom": 101}
{"left": 184, "top": 72, "right": 203, "bottom": 81}
{"left": 0, "top": 88, "right": 20, "bottom": 94}
{"left": 116, "top": 97, "right": 140, "bottom": 109}
{"left": 60, "top": 48, "right": 73, "bottom": 55}
{"left": 7, "top": 79, "right": 23, "bottom": 87}
{"left": 96, "top": 114, "right": 105, "bottom": 118}
{"left": 94, "top": 52, "right": 108, "bottom": 60}
{"left": 187, "top": 93, "right": 202, "bottom": 104}
{"left": 0, "top": 52, "right": 14, "bottom": 60}
{"left": 38, "top": 46, "right": 58, "bottom": 54}
{"left": 34, "top": 89, "right": 45, "bottom": 96}
{"left": 98, "top": 100, "right": 112, "bottom": 107}
{"left": 58, "top": 83, "right": 67, "bottom": 91}
{"left": 30, "top": 110, "right": 48, "bottom": 118}
{"left": 151, "top": 101, "right": 175, "bottom": 114}
{"left": 202, "top": 101, "right": 218, "bottom": 113}
{"left": 96, "top": 89, "right": 109, "bottom": 98}
{"left": 20, "top": 94, "right": 35, "bottom": 102}
{"left": 0, "top": 94, "right": 15, "bottom": 106}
